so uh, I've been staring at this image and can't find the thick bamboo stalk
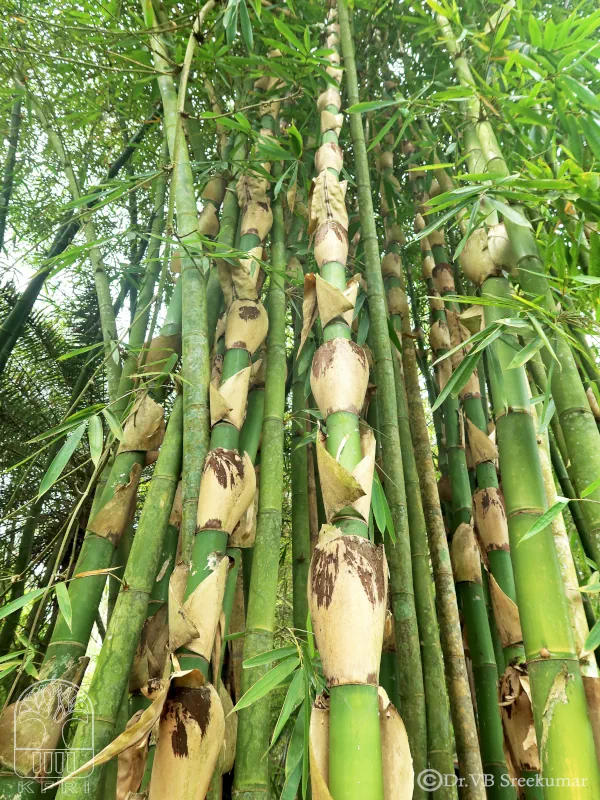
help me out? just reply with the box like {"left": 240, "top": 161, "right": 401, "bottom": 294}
{"left": 536, "top": 429, "right": 597, "bottom": 678}
{"left": 337, "top": 4, "right": 427, "bottom": 793}
{"left": 54, "top": 397, "right": 182, "bottom": 800}
{"left": 142, "top": 0, "right": 215, "bottom": 567}
{"left": 375, "top": 124, "right": 455, "bottom": 796}
{"left": 407, "top": 169, "right": 511, "bottom": 794}
{"left": 482, "top": 277, "right": 600, "bottom": 795}
{"left": 231, "top": 159, "right": 287, "bottom": 800}
{"left": 301, "top": 5, "right": 386, "bottom": 797}
{"left": 289, "top": 242, "right": 311, "bottom": 631}
{"left": 437, "top": 12, "right": 600, "bottom": 572}
{"left": 412, "top": 157, "right": 524, "bottom": 671}
{"left": 401, "top": 276, "right": 485, "bottom": 798}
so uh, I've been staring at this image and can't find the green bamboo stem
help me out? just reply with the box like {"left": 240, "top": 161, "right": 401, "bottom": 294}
{"left": 437, "top": 12, "right": 600, "bottom": 571}
{"left": 549, "top": 432, "right": 596, "bottom": 567}
{"left": 232, "top": 160, "right": 287, "bottom": 800}
{"left": 107, "top": 523, "right": 134, "bottom": 626}
{"left": 176, "top": 55, "right": 277, "bottom": 682}
{"left": 337, "top": 5, "right": 426, "bottom": 793}
{"left": 391, "top": 317, "right": 456, "bottom": 796}
{"left": 482, "top": 277, "right": 600, "bottom": 795}
{"left": 536, "top": 427, "right": 598, "bottom": 678}
{"left": 289, "top": 256, "right": 311, "bottom": 632}
{"left": 40, "top": 449, "right": 146, "bottom": 682}
{"left": 526, "top": 359, "right": 596, "bottom": 564}
{"left": 427, "top": 223, "right": 524, "bottom": 669}
{"left": 400, "top": 275, "right": 485, "bottom": 799}
{"left": 0, "top": 89, "right": 22, "bottom": 253}
{"left": 294, "top": 5, "right": 384, "bottom": 796}
{"left": 376, "top": 126, "right": 455, "bottom": 795}
{"left": 413, "top": 223, "right": 512, "bottom": 795}
{"left": 142, "top": 0, "right": 214, "bottom": 566}
{"left": 55, "top": 396, "right": 183, "bottom": 800}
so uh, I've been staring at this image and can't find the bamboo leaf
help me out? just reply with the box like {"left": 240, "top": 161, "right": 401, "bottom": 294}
{"left": 581, "top": 618, "right": 600, "bottom": 657}
{"left": 0, "top": 650, "right": 26, "bottom": 664}
{"left": 486, "top": 197, "right": 532, "bottom": 227}
{"left": 57, "top": 342, "right": 104, "bottom": 362}
{"left": 371, "top": 474, "right": 387, "bottom": 536}
{"left": 38, "top": 422, "right": 87, "bottom": 498}
{"left": 224, "top": 0, "right": 239, "bottom": 44}
{"left": 54, "top": 582, "right": 73, "bottom": 631}
{"left": 527, "top": 313, "right": 559, "bottom": 365}
{"left": 87, "top": 415, "right": 103, "bottom": 467}
{"left": 357, "top": 306, "right": 370, "bottom": 346}
{"left": 281, "top": 758, "right": 302, "bottom": 800}
{"left": 27, "top": 405, "right": 104, "bottom": 443}
{"left": 0, "top": 587, "right": 47, "bottom": 622}
{"left": 579, "top": 116, "right": 600, "bottom": 161}
{"left": 518, "top": 497, "right": 570, "bottom": 545}
{"left": 367, "top": 109, "right": 401, "bottom": 153}
{"left": 0, "top": 664, "right": 19, "bottom": 682}
{"left": 102, "top": 408, "right": 125, "bottom": 441}
{"left": 542, "top": 18, "right": 557, "bottom": 50}
{"left": 273, "top": 16, "right": 305, "bottom": 53}
{"left": 432, "top": 351, "right": 481, "bottom": 412}
{"left": 506, "top": 335, "right": 543, "bottom": 369}
{"left": 231, "top": 656, "right": 300, "bottom": 712}
{"left": 581, "top": 476, "right": 600, "bottom": 499}
{"left": 281, "top": 710, "right": 304, "bottom": 800}
{"left": 528, "top": 15, "right": 542, "bottom": 47}
{"left": 270, "top": 668, "right": 304, "bottom": 746}
{"left": 346, "top": 99, "right": 400, "bottom": 115}
{"left": 73, "top": 567, "right": 120, "bottom": 579}
{"left": 387, "top": 317, "right": 403, "bottom": 353}
{"left": 243, "top": 645, "right": 298, "bottom": 668}
{"left": 411, "top": 198, "right": 473, "bottom": 242}
{"left": 560, "top": 76, "right": 600, "bottom": 111}
{"left": 239, "top": 0, "right": 253, "bottom": 50}
{"left": 287, "top": 124, "right": 303, "bottom": 158}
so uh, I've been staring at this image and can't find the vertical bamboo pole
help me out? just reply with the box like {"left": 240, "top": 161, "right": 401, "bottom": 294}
{"left": 436, "top": 12, "right": 600, "bottom": 571}
{"left": 303, "top": 4, "right": 386, "bottom": 797}
{"left": 231, "top": 151, "right": 288, "bottom": 800}
{"left": 481, "top": 276, "right": 600, "bottom": 795}
{"left": 375, "top": 124, "right": 456, "bottom": 796}
{"left": 54, "top": 398, "right": 183, "bottom": 800}
{"left": 408, "top": 191, "right": 512, "bottom": 795}
{"left": 288, "top": 216, "right": 311, "bottom": 632}
{"left": 401, "top": 275, "right": 485, "bottom": 798}
{"left": 336, "top": 4, "right": 427, "bottom": 794}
